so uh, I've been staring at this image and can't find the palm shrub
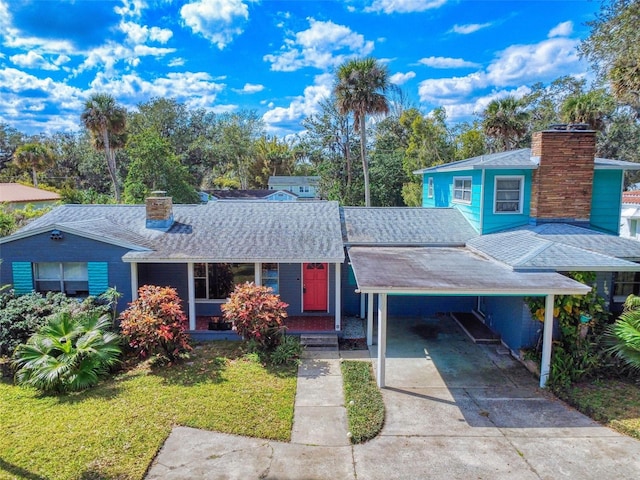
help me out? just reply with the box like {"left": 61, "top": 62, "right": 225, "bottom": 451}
{"left": 119, "top": 285, "right": 191, "bottom": 362}
{"left": 606, "top": 294, "right": 640, "bottom": 372}
{"left": 222, "top": 282, "right": 288, "bottom": 352}
{"left": 13, "top": 311, "right": 121, "bottom": 393}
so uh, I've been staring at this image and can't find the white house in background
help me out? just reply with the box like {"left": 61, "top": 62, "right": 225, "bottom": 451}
{"left": 268, "top": 176, "right": 320, "bottom": 199}
{"left": 620, "top": 191, "right": 640, "bottom": 240}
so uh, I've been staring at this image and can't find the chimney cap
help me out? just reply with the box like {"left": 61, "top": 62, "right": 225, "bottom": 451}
{"left": 149, "top": 190, "right": 168, "bottom": 197}
{"left": 546, "top": 123, "right": 593, "bottom": 132}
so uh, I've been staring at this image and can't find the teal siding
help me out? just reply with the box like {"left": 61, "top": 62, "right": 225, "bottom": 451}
{"left": 591, "top": 170, "right": 622, "bottom": 234}
{"left": 482, "top": 170, "right": 532, "bottom": 234}
{"left": 88, "top": 262, "right": 109, "bottom": 296}
{"left": 11, "top": 262, "right": 33, "bottom": 294}
{"left": 422, "top": 170, "right": 482, "bottom": 232}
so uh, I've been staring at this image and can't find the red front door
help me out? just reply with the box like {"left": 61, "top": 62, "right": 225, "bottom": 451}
{"left": 303, "top": 263, "right": 328, "bottom": 311}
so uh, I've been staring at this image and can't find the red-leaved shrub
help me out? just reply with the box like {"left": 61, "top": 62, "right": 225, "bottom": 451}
{"left": 119, "top": 285, "right": 191, "bottom": 362}
{"left": 221, "top": 282, "right": 288, "bottom": 351}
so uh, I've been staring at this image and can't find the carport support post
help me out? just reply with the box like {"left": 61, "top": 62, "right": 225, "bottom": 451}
{"left": 187, "top": 262, "right": 196, "bottom": 331}
{"left": 130, "top": 262, "right": 138, "bottom": 301}
{"left": 367, "top": 293, "right": 374, "bottom": 346}
{"left": 540, "top": 294, "right": 555, "bottom": 388}
{"left": 377, "top": 293, "right": 388, "bottom": 388}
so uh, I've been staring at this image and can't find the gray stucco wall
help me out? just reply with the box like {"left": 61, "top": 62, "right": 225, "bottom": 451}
{"left": 0, "top": 231, "right": 132, "bottom": 311}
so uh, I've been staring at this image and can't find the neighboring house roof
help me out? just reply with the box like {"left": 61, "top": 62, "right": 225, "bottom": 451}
{"left": 348, "top": 246, "right": 591, "bottom": 296}
{"left": 414, "top": 149, "right": 640, "bottom": 174}
{"left": 621, "top": 205, "right": 640, "bottom": 220}
{"left": 268, "top": 176, "right": 320, "bottom": 187}
{"left": 468, "top": 223, "right": 640, "bottom": 271}
{"left": 0, "top": 183, "right": 60, "bottom": 203}
{"left": 341, "top": 207, "right": 478, "bottom": 246}
{"left": 2, "top": 201, "right": 345, "bottom": 263}
{"left": 206, "top": 189, "right": 298, "bottom": 200}
{"left": 623, "top": 191, "right": 640, "bottom": 205}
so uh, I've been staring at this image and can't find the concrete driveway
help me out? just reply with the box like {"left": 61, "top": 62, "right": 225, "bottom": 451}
{"left": 147, "top": 315, "right": 640, "bottom": 479}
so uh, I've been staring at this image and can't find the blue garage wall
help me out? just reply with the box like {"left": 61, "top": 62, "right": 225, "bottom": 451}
{"left": 0, "top": 231, "right": 132, "bottom": 311}
{"left": 387, "top": 295, "right": 476, "bottom": 316}
{"left": 483, "top": 296, "right": 541, "bottom": 351}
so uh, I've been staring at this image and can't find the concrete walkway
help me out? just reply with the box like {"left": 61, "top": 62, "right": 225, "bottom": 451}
{"left": 146, "top": 316, "right": 640, "bottom": 479}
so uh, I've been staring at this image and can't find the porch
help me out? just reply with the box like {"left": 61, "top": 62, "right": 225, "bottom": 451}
{"left": 194, "top": 315, "right": 336, "bottom": 334}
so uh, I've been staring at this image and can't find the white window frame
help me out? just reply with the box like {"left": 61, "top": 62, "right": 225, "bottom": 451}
{"left": 452, "top": 177, "right": 472, "bottom": 205}
{"left": 34, "top": 262, "right": 88, "bottom": 295}
{"left": 427, "top": 177, "right": 434, "bottom": 199}
{"left": 493, "top": 175, "right": 524, "bottom": 214}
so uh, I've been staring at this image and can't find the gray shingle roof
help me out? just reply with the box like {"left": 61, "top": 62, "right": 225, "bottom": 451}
{"left": 414, "top": 149, "right": 640, "bottom": 174}
{"left": 341, "top": 207, "right": 478, "bottom": 245}
{"left": 468, "top": 224, "right": 640, "bottom": 271}
{"left": 4, "top": 201, "right": 345, "bottom": 263}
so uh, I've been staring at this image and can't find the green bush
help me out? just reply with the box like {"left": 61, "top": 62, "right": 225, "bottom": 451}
{"left": 0, "top": 291, "right": 82, "bottom": 356}
{"left": 342, "top": 361, "right": 385, "bottom": 443}
{"left": 14, "top": 311, "right": 122, "bottom": 393}
{"left": 270, "top": 335, "right": 302, "bottom": 365}
{"left": 606, "top": 295, "right": 640, "bottom": 372}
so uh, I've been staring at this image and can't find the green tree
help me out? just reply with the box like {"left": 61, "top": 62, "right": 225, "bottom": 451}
{"left": 0, "top": 123, "right": 24, "bottom": 172}
{"left": 400, "top": 108, "right": 454, "bottom": 206}
{"left": 482, "top": 96, "right": 529, "bottom": 152}
{"left": 580, "top": 0, "right": 640, "bottom": 114}
{"left": 560, "top": 89, "right": 616, "bottom": 131}
{"left": 452, "top": 121, "right": 485, "bottom": 160}
{"left": 13, "top": 311, "right": 121, "bottom": 393}
{"left": 124, "top": 128, "right": 199, "bottom": 204}
{"left": 370, "top": 115, "right": 410, "bottom": 206}
{"left": 301, "top": 97, "right": 361, "bottom": 204}
{"left": 334, "top": 57, "right": 390, "bottom": 206}
{"left": 81, "top": 93, "right": 127, "bottom": 202}
{"left": 521, "top": 76, "right": 586, "bottom": 134}
{"left": 250, "top": 136, "right": 296, "bottom": 188}
{"left": 606, "top": 294, "right": 640, "bottom": 371}
{"left": 12, "top": 142, "right": 55, "bottom": 187}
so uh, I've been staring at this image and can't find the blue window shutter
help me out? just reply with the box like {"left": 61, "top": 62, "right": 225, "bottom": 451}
{"left": 12, "top": 262, "right": 33, "bottom": 294}
{"left": 88, "top": 262, "right": 109, "bottom": 296}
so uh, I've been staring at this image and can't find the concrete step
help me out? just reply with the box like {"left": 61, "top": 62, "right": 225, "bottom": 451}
{"left": 300, "top": 333, "right": 339, "bottom": 351}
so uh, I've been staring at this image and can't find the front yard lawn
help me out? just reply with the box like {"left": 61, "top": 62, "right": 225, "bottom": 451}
{"left": 0, "top": 342, "right": 297, "bottom": 480}
{"left": 561, "top": 378, "right": 640, "bottom": 440}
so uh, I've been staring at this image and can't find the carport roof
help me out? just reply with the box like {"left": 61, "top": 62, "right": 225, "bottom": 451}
{"left": 348, "top": 246, "right": 591, "bottom": 296}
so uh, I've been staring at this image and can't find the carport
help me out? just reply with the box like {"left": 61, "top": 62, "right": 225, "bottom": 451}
{"left": 348, "top": 246, "right": 591, "bottom": 389}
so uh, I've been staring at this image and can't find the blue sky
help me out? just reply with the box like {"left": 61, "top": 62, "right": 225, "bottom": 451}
{"left": 0, "top": 0, "right": 601, "bottom": 137}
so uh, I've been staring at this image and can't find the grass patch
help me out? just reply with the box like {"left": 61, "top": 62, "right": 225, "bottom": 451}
{"left": 0, "top": 342, "right": 297, "bottom": 480}
{"left": 560, "top": 378, "right": 640, "bottom": 440}
{"left": 341, "top": 360, "right": 385, "bottom": 443}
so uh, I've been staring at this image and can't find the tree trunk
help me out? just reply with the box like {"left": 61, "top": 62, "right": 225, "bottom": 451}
{"left": 31, "top": 166, "right": 38, "bottom": 188}
{"left": 102, "top": 129, "right": 120, "bottom": 203}
{"left": 359, "top": 115, "right": 370, "bottom": 207}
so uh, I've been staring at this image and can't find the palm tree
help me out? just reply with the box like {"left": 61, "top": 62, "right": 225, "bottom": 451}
{"left": 13, "top": 142, "right": 55, "bottom": 187}
{"left": 334, "top": 57, "right": 390, "bottom": 207}
{"left": 81, "top": 93, "right": 127, "bottom": 203}
{"left": 13, "top": 311, "right": 121, "bottom": 393}
{"left": 606, "top": 294, "right": 640, "bottom": 371}
{"left": 560, "top": 89, "right": 616, "bottom": 131}
{"left": 482, "top": 96, "right": 529, "bottom": 152}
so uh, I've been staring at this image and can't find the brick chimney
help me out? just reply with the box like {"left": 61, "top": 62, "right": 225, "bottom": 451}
{"left": 145, "top": 191, "right": 174, "bottom": 230}
{"left": 530, "top": 125, "right": 596, "bottom": 226}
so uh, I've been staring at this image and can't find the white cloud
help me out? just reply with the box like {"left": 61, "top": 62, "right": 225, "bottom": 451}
{"left": 89, "top": 71, "right": 226, "bottom": 108}
{"left": 233, "top": 83, "right": 265, "bottom": 94}
{"left": 419, "top": 56, "right": 480, "bottom": 69}
{"left": 53, "top": 54, "right": 71, "bottom": 66}
{"left": 75, "top": 41, "right": 175, "bottom": 75}
{"left": 114, "top": 0, "right": 148, "bottom": 19}
{"left": 262, "top": 73, "right": 332, "bottom": 126}
{"left": 168, "top": 57, "right": 186, "bottom": 67}
{"left": 548, "top": 21, "right": 573, "bottom": 38}
{"left": 364, "top": 0, "right": 447, "bottom": 14}
{"left": 264, "top": 18, "right": 374, "bottom": 72}
{"left": 390, "top": 71, "right": 415, "bottom": 85}
{"left": 418, "top": 36, "right": 584, "bottom": 107}
{"left": 120, "top": 21, "right": 173, "bottom": 44}
{"left": 180, "top": 0, "right": 249, "bottom": 49}
{"left": 450, "top": 23, "right": 492, "bottom": 35}
{"left": 9, "top": 51, "right": 59, "bottom": 70}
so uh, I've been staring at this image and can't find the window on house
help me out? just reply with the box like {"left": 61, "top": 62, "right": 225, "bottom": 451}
{"left": 262, "top": 263, "right": 279, "bottom": 294}
{"left": 453, "top": 177, "right": 472, "bottom": 204}
{"left": 35, "top": 262, "right": 88, "bottom": 296}
{"left": 427, "top": 177, "right": 434, "bottom": 199}
{"left": 194, "top": 263, "right": 254, "bottom": 300}
{"left": 613, "top": 272, "right": 640, "bottom": 302}
{"left": 299, "top": 186, "right": 309, "bottom": 193}
{"left": 494, "top": 176, "right": 524, "bottom": 213}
